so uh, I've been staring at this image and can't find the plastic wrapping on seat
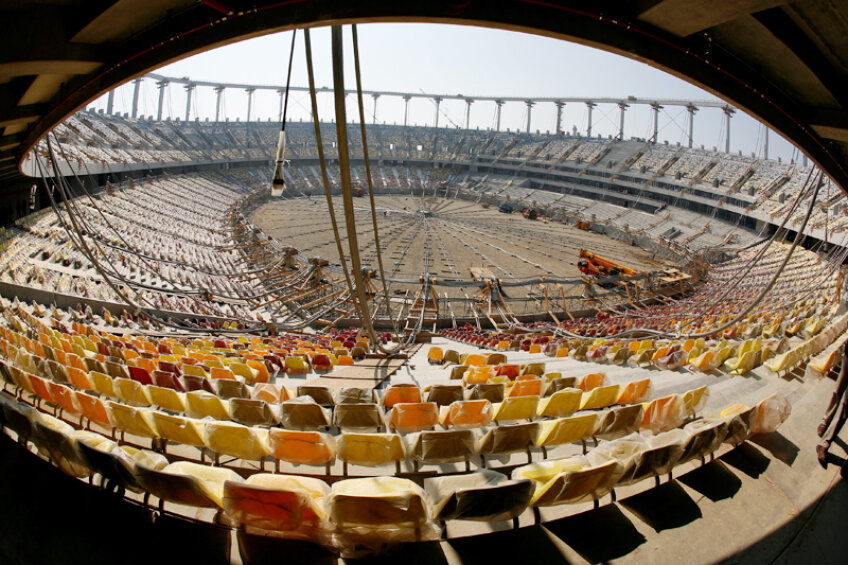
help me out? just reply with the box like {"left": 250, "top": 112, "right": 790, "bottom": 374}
{"left": 508, "top": 377, "right": 542, "bottom": 397}
{"left": 720, "top": 403, "right": 758, "bottom": 446}
{"left": 230, "top": 398, "right": 280, "bottom": 426}
{"left": 151, "top": 412, "right": 207, "bottom": 448}
{"left": 336, "top": 432, "right": 406, "bottom": 467}
{"left": 536, "top": 412, "right": 599, "bottom": 447}
{"left": 679, "top": 417, "right": 728, "bottom": 463}
{"left": 137, "top": 460, "right": 243, "bottom": 509}
{"left": 579, "top": 384, "right": 620, "bottom": 410}
{"left": 387, "top": 402, "right": 438, "bottom": 432}
{"left": 336, "top": 387, "right": 372, "bottom": 405}
{"left": 424, "top": 384, "right": 463, "bottom": 406}
{"left": 267, "top": 429, "right": 336, "bottom": 466}
{"left": 78, "top": 435, "right": 166, "bottom": 493}
{"left": 148, "top": 385, "right": 187, "bottom": 413}
{"left": 296, "top": 385, "right": 335, "bottom": 406}
{"left": 623, "top": 430, "right": 688, "bottom": 484}
{"left": 537, "top": 388, "right": 582, "bottom": 418}
{"left": 32, "top": 414, "right": 91, "bottom": 477}
{"left": 468, "top": 382, "right": 504, "bottom": 403}
{"left": 107, "top": 402, "right": 159, "bottom": 440}
{"left": 616, "top": 379, "right": 653, "bottom": 405}
{"left": 76, "top": 392, "right": 112, "bottom": 428}
{"left": 492, "top": 396, "right": 539, "bottom": 422}
{"left": 480, "top": 422, "right": 540, "bottom": 456}
{"left": 577, "top": 372, "right": 608, "bottom": 391}
{"left": 683, "top": 386, "right": 710, "bottom": 417}
{"left": 215, "top": 379, "right": 249, "bottom": 400}
{"left": 333, "top": 403, "right": 386, "bottom": 431}
{"left": 280, "top": 396, "right": 332, "bottom": 430}
{"left": 380, "top": 384, "right": 421, "bottom": 408}
{"left": 440, "top": 399, "right": 493, "bottom": 429}
{"left": 586, "top": 433, "right": 645, "bottom": 484}
{"left": 425, "top": 469, "right": 533, "bottom": 521}
{"left": 185, "top": 390, "right": 231, "bottom": 420}
{"left": 329, "top": 477, "right": 440, "bottom": 554}
{"left": 205, "top": 421, "right": 269, "bottom": 462}
{"left": 513, "top": 456, "right": 619, "bottom": 506}
{"left": 750, "top": 393, "right": 791, "bottom": 435}
{"left": 407, "top": 429, "right": 479, "bottom": 463}
{"left": 223, "top": 474, "right": 332, "bottom": 542}
{"left": 641, "top": 393, "right": 687, "bottom": 434}
{"left": 595, "top": 404, "right": 644, "bottom": 441}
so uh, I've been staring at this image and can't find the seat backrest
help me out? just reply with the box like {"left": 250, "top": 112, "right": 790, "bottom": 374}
{"left": 230, "top": 398, "right": 277, "bottom": 426}
{"left": 267, "top": 429, "right": 336, "bottom": 466}
{"left": 381, "top": 384, "right": 421, "bottom": 408}
{"left": 336, "top": 432, "right": 406, "bottom": 466}
{"left": 388, "top": 402, "right": 438, "bottom": 433}
{"left": 333, "top": 403, "right": 385, "bottom": 431}
{"left": 215, "top": 378, "right": 249, "bottom": 400}
{"left": 129, "top": 366, "right": 154, "bottom": 386}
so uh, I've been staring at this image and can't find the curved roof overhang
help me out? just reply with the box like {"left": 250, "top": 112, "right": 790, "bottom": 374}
{"left": 1, "top": 1, "right": 847, "bottom": 193}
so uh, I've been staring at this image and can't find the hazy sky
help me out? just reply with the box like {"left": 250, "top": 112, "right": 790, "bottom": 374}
{"left": 90, "top": 23, "right": 801, "bottom": 162}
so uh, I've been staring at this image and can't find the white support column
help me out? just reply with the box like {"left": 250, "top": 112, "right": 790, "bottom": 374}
{"left": 106, "top": 90, "right": 115, "bottom": 115}
{"left": 245, "top": 88, "right": 255, "bottom": 122}
{"left": 215, "top": 86, "right": 224, "bottom": 122}
{"left": 371, "top": 93, "right": 380, "bottom": 124}
{"left": 651, "top": 102, "right": 662, "bottom": 144}
{"left": 184, "top": 83, "right": 195, "bottom": 121}
{"left": 403, "top": 95, "right": 411, "bottom": 126}
{"left": 433, "top": 96, "right": 442, "bottom": 128}
{"left": 277, "top": 89, "right": 285, "bottom": 122}
{"left": 687, "top": 103, "right": 699, "bottom": 148}
{"left": 617, "top": 102, "right": 629, "bottom": 140}
{"left": 555, "top": 101, "right": 565, "bottom": 135}
{"left": 525, "top": 100, "right": 535, "bottom": 134}
{"left": 763, "top": 125, "right": 769, "bottom": 160}
{"left": 495, "top": 100, "right": 504, "bottom": 132}
{"left": 586, "top": 101, "right": 596, "bottom": 137}
{"left": 156, "top": 80, "right": 169, "bottom": 121}
{"left": 131, "top": 78, "right": 142, "bottom": 118}
{"left": 465, "top": 98, "right": 474, "bottom": 130}
{"left": 723, "top": 106, "right": 735, "bottom": 153}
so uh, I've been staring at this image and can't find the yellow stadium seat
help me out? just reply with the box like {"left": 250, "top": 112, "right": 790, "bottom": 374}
{"left": 147, "top": 385, "right": 186, "bottom": 413}
{"left": 535, "top": 413, "right": 599, "bottom": 450}
{"left": 113, "top": 377, "right": 152, "bottom": 407}
{"left": 136, "top": 461, "right": 243, "bottom": 510}
{"left": 579, "top": 384, "right": 620, "bottom": 410}
{"left": 151, "top": 412, "right": 207, "bottom": 452}
{"left": 513, "top": 457, "right": 619, "bottom": 506}
{"left": 205, "top": 421, "right": 270, "bottom": 464}
{"left": 336, "top": 432, "right": 406, "bottom": 472}
{"left": 107, "top": 403, "right": 159, "bottom": 443}
{"left": 185, "top": 391, "right": 231, "bottom": 421}
{"left": 492, "top": 396, "right": 539, "bottom": 423}
{"left": 683, "top": 385, "right": 710, "bottom": 418}
{"left": 536, "top": 388, "right": 582, "bottom": 418}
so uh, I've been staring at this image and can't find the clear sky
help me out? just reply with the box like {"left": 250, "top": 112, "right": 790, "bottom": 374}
{"left": 89, "top": 23, "right": 802, "bottom": 162}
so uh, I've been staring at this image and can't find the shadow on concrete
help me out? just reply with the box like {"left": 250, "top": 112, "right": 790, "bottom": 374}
{"left": 721, "top": 442, "right": 771, "bottom": 478}
{"left": 751, "top": 432, "right": 800, "bottom": 466}
{"left": 619, "top": 481, "right": 702, "bottom": 532}
{"left": 544, "top": 504, "right": 646, "bottom": 563}
{"left": 450, "top": 525, "right": 571, "bottom": 565}
{"left": 346, "top": 540, "right": 448, "bottom": 565}
{"left": 678, "top": 460, "right": 742, "bottom": 502}
{"left": 721, "top": 479, "right": 848, "bottom": 565}
{"left": 238, "top": 533, "right": 339, "bottom": 565}
{"left": 0, "top": 433, "right": 231, "bottom": 565}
